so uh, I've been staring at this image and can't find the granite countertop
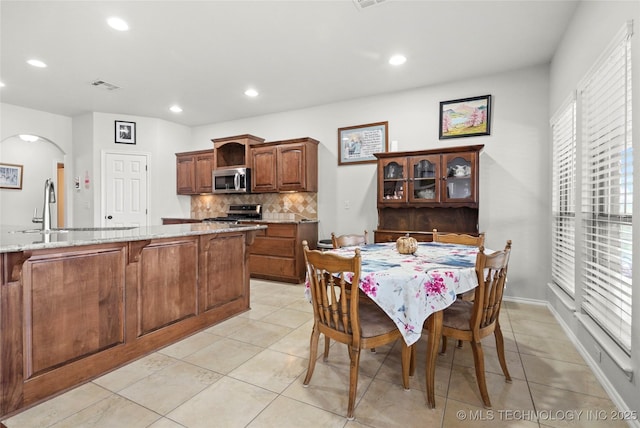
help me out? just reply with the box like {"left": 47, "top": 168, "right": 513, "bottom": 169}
{"left": 161, "top": 218, "right": 319, "bottom": 224}
{"left": 0, "top": 223, "right": 267, "bottom": 253}
{"left": 240, "top": 219, "right": 319, "bottom": 224}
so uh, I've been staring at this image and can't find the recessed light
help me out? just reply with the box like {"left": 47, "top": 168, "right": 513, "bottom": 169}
{"left": 389, "top": 55, "right": 407, "bottom": 66}
{"left": 107, "top": 17, "right": 129, "bottom": 31}
{"left": 19, "top": 134, "right": 39, "bottom": 142}
{"left": 244, "top": 88, "right": 259, "bottom": 97}
{"left": 27, "top": 59, "right": 47, "bottom": 68}
{"left": 170, "top": 105, "right": 183, "bottom": 113}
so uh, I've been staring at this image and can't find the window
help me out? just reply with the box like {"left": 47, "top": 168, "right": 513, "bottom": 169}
{"left": 578, "top": 23, "right": 633, "bottom": 352}
{"left": 551, "top": 97, "right": 577, "bottom": 295}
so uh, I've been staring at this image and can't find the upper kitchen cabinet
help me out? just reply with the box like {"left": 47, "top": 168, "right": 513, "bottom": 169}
{"left": 212, "top": 134, "right": 265, "bottom": 169}
{"left": 176, "top": 149, "right": 215, "bottom": 194}
{"left": 250, "top": 138, "right": 319, "bottom": 193}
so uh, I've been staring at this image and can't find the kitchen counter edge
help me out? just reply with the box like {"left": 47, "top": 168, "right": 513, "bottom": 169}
{"left": 0, "top": 223, "right": 267, "bottom": 253}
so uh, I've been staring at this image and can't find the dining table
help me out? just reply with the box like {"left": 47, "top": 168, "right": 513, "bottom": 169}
{"left": 305, "top": 241, "right": 483, "bottom": 408}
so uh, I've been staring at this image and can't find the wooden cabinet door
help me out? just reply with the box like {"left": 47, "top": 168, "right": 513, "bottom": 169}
{"left": 176, "top": 154, "right": 196, "bottom": 194}
{"left": 378, "top": 157, "right": 408, "bottom": 204}
{"left": 441, "top": 151, "right": 478, "bottom": 204}
{"left": 195, "top": 152, "right": 214, "bottom": 193}
{"left": 408, "top": 155, "right": 441, "bottom": 204}
{"left": 277, "top": 143, "right": 307, "bottom": 191}
{"left": 251, "top": 146, "right": 278, "bottom": 192}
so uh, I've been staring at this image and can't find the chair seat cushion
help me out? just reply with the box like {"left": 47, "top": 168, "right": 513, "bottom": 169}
{"left": 359, "top": 302, "right": 399, "bottom": 338}
{"left": 442, "top": 300, "right": 473, "bottom": 331}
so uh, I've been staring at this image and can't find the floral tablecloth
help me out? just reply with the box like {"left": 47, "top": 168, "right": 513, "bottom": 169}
{"left": 305, "top": 242, "right": 480, "bottom": 346}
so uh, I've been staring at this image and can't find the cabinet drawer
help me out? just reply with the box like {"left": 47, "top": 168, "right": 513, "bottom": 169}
{"left": 251, "top": 237, "right": 295, "bottom": 257}
{"left": 265, "top": 224, "right": 296, "bottom": 238}
{"left": 249, "top": 255, "right": 296, "bottom": 277}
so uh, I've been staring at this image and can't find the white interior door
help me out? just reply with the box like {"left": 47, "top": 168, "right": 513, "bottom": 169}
{"left": 103, "top": 152, "right": 148, "bottom": 227}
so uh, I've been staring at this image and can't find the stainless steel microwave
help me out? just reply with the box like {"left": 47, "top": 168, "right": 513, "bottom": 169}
{"left": 212, "top": 168, "right": 251, "bottom": 194}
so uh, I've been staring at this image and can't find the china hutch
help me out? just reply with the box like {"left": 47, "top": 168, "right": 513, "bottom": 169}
{"left": 374, "top": 144, "right": 483, "bottom": 242}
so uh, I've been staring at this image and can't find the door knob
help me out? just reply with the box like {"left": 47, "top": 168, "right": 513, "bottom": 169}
{"left": 106, "top": 215, "right": 113, "bottom": 220}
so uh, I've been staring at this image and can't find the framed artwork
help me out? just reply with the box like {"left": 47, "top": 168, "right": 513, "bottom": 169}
{"left": 0, "top": 163, "right": 24, "bottom": 189}
{"left": 439, "top": 95, "right": 491, "bottom": 139}
{"left": 115, "top": 120, "right": 136, "bottom": 144}
{"left": 338, "top": 121, "right": 388, "bottom": 165}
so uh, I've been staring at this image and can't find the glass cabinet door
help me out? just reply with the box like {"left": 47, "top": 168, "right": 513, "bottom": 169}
{"left": 409, "top": 156, "right": 440, "bottom": 203}
{"left": 442, "top": 152, "right": 476, "bottom": 202}
{"left": 381, "top": 159, "right": 406, "bottom": 202}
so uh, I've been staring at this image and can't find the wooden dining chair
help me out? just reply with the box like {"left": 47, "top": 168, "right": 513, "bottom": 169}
{"left": 302, "top": 241, "right": 412, "bottom": 420}
{"left": 427, "top": 240, "right": 513, "bottom": 408}
{"left": 432, "top": 229, "right": 485, "bottom": 246}
{"left": 331, "top": 230, "right": 368, "bottom": 249}
{"left": 433, "top": 229, "right": 487, "bottom": 345}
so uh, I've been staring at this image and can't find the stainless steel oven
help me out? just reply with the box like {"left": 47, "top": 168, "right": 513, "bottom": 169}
{"left": 212, "top": 168, "right": 251, "bottom": 194}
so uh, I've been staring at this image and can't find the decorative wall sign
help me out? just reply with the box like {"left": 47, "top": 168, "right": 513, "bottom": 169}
{"left": 440, "top": 95, "right": 491, "bottom": 139}
{"left": 115, "top": 120, "right": 136, "bottom": 144}
{"left": 338, "top": 121, "right": 388, "bottom": 165}
{"left": 0, "top": 163, "right": 24, "bottom": 189}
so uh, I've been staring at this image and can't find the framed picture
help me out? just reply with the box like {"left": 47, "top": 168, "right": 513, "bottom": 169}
{"left": 0, "top": 163, "right": 24, "bottom": 189}
{"left": 115, "top": 120, "right": 136, "bottom": 144}
{"left": 338, "top": 121, "right": 388, "bottom": 165}
{"left": 439, "top": 95, "right": 491, "bottom": 139}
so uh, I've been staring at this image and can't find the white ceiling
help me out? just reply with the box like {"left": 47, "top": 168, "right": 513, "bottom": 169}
{"left": 0, "top": 0, "right": 579, "bottom": 127}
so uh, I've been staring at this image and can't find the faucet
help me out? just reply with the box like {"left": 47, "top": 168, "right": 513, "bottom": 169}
{"left": 32, "top": 178, "right": 56, "bottom": 231}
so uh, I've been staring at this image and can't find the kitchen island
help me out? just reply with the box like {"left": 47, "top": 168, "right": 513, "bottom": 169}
{"left": 0, "top": 223, "right": 266, "bottom": 418}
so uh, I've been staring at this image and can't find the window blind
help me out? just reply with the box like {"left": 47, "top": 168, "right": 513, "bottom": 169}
{"left": 551, "top": 97, "right": 577, "bottom": 295}
{"left": 579, "top": 23, "right": 633, "bottom": 352}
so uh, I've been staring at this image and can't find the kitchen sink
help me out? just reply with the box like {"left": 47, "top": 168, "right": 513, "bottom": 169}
{"left": 10, "top": 226, "right": 138, "bottom": 234}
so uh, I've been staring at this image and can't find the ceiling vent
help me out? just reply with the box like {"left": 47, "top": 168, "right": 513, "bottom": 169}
{"left": 90, "top": 79, "right": 120, "bottom": 91}
{"left": 352, "top": 0, "right": 386, "bottom": 10}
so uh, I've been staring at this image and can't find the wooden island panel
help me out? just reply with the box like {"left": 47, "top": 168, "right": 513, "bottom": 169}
{"left": 0, "top": 229, "right": 255, "bottom": 418}
{"left": 138, "top": 238, "right": 198, "bottom": 336}
{"left": 199, "top": 233, "right": 246, "bottom": 312}
{"left": 23, "top": 244, "right": 126, "bottom": 378}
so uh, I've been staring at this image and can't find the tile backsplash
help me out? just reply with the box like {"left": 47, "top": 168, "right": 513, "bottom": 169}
{"left": 191, "top": 193, "right": 318, "bottom": 220}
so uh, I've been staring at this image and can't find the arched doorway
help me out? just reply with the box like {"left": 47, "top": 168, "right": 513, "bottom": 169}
{"left": 0, "top": 135, "right": 65, "bottom": 227}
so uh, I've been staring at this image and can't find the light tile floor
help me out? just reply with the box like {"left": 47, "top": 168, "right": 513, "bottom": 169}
{"left": 2, "top": 279, "right": 626, "bottom": 428}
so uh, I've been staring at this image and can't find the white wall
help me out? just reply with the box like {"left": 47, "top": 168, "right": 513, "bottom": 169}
{"left": 192, "top": 64, "right": 551, "bottom": 302}
{"left": 0, "top": 103, "right": 72, "bottom": 226}
{"left": 88, "top": 112, "right": 192, "bottom": 225}
{"left": 548, "top": 0, "right": 640, "bottom": 416}
{"left": 72, "top": 113, "right": 95, "bottom": 227}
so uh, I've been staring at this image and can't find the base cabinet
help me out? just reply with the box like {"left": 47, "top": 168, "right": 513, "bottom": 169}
{"left": 0, "top": 231, "right": 253, "bottom": 418}
{"left": 246, "top": 222, "right": 317, "bottom": 283}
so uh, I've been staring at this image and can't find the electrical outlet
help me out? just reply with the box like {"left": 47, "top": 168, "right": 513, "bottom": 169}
{"left": 344, "top": 200, "right": 350, "bottom": 210}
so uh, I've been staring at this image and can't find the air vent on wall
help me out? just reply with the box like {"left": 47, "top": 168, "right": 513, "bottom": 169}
{"left": 352, "top": 0, "right": 386, "bottom": 10}
{"left": 90, "top": 79, "right": 120, "bottom": 91}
